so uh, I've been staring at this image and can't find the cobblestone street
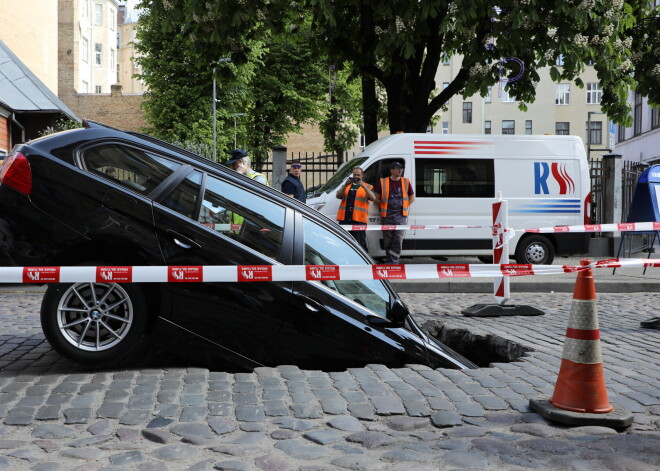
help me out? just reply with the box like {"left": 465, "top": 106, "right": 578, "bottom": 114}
{"left": 0, "top": 290, "right": 657, "bottom": 470}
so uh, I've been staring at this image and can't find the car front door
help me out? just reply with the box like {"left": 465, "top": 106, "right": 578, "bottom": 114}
{"left": 153, "top": 170, "right": 294, "bottom": 368}
{"left": 268, "top": 214, "right": 430, "bottom": 370}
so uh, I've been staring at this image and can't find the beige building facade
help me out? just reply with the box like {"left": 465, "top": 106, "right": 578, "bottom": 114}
{"left": 117, "top": 20, "right": 146, "bottom": 94}
{"left": 0, "top": 0, "right": 59, "bottom": 93}
{"left": 434, "top": 56, "right": 611, "bottom": 159}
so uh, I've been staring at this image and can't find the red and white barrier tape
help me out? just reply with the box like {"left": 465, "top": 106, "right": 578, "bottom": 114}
{"left": 4, "top": 259, "right": 658, "bottom": 284}
{"left": 338, "top": 221, "right": 660, "bottom": 233}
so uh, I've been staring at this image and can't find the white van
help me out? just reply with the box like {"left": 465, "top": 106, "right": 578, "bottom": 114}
{"left": 307, "top": 133, "right": 591, "bottom": 264}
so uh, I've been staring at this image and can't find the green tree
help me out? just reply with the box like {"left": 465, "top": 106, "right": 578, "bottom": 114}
{"left": 157, "top": 0, "right": 658, "bottom": 135}
{"left": 136, "top": 1, "right": 330, "bottom": 165}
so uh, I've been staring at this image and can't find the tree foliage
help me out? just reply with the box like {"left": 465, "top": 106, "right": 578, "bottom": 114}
{"left": 153, "top": 0, "right": 658, "bottom": 133}
{"left": 135, "top": 1, "right": 333, "bottom": 164}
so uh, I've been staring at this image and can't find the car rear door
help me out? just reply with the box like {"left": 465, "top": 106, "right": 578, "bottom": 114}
{"left": 152, "top": 170, "right": 295, "bottom": 368}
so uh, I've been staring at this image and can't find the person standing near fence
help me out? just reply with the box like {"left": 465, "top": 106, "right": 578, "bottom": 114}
{"left": 374, "top": 161, "right": 414, "bottom": 264}
{"left": 336, "top": 167, "right": 375, "bottom": 250}
{"left": 282, "top": 161, "right": 306, "bottom": 203}
{"left": 227, "top": 149, "right": 269, "bottom": 186}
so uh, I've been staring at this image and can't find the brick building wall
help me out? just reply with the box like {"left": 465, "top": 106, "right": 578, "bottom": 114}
{"left": 0, "top": 116, "right": 9, "bottom": 154}
{"left": 58, "top": 0, "right": 146, "bottom": 132}
{"left": 0, "top": 0, "right": 58, "bottom": 93}
{"left": 61, "top": 85, "right": 146, "bottom": 131}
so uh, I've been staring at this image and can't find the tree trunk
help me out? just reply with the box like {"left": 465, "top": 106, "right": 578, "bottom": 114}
{"left": 361, "top": 73, "right": 379, "bottom": 145}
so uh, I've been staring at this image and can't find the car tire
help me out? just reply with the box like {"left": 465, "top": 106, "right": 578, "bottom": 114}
{"left": 41, "top": 281, "right": 148, "bottom": 365}
{"left": 515, "top": 235, "right": 555, "bottom": 265}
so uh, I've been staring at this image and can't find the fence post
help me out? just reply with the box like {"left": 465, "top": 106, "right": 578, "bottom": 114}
{"left": 602, "top": 152, "right": 623, "bottom": 253}
{"left": 271, "top": 145, "right": 287, "bottom": 191}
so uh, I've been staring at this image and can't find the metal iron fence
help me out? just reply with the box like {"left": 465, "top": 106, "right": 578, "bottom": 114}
{"left": 589, "top": 158, "right": 648, "bottom": 226}
{"left": 256, "top": 152, "right": 349, "bottom": 191}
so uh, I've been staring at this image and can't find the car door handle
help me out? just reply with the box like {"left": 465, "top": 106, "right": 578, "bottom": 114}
{"left": 294, "top": 293, "right": 328, "bottom": 314}
{"left": 167, "top": 230, "right": 201, "bottom": 249}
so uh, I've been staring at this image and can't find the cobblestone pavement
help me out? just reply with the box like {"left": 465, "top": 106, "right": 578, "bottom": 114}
{"left": 0, "top": 290, "right": 657, "bottom": 470}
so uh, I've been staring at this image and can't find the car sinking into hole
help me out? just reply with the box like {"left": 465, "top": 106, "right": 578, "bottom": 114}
{"left": 0, "top": 121, "right": 477, "bottom": 371}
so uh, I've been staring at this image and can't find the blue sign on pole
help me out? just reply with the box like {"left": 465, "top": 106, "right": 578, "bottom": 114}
{"left": 626, "top": 165, "right": 660, "bottom": 223}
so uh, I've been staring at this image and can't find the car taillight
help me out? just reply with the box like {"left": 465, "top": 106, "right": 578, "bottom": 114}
{"left": 0, "top": 152, "right": 32, "bottom": 195}
{"left": 584, "top": 192, "right": 592, "bottom": 225}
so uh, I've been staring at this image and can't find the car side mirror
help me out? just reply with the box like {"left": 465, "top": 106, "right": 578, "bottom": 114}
{"left": 387, "top": 299, "right": 409, "bottom": 326}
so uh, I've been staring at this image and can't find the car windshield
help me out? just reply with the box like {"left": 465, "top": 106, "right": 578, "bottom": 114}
{"left": 313, "top": 157, "right": 368, "bottom": 196}
{"left": 303, "top": 217, "right": 390, "bottom": 318}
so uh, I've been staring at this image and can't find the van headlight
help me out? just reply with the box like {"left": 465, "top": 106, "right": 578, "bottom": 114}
{"left": 308, "top": 202, "right": 326, "bottom": 211}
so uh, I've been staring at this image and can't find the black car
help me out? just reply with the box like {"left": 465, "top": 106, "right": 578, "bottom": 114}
{"left": 0, "top": 121, "right": 476, "bottom": 371}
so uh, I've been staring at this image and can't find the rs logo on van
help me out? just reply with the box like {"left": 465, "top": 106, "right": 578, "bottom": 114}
{"left": 534, "top": 162, "right": 575, "bottom": 195}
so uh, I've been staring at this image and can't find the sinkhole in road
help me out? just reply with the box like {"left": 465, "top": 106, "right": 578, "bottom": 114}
{"left": 423, "top": 320, "right": 533, "bottom": 368}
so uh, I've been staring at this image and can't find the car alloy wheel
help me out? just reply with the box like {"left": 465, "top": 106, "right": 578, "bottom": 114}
{"left": 41, "top": 281, "right": 148, "bottom": 365}
{"left": 56, "top": 282, "right": 134, "bottom": 351}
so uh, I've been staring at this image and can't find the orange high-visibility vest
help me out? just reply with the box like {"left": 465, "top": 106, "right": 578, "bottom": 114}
{"left": 379, "top": 177, "right": 410, "bottom": 218}
{"left": 337, "top": 183, "right": 374, "bottom": 223}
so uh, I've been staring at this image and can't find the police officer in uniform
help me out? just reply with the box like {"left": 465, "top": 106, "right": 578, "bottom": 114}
{"left": 281, "top": 161, "right": 306, "bottom": 203}
{"left": 227, "top": 149, "right": 269, "bottom": 186}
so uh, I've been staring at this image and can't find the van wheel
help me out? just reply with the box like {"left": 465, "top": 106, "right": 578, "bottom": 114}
{"left": 41, "top": 282, "right": 148, "bottom": 365}
{"left": 515, "top": 235, "right": 555, "bottom": 265}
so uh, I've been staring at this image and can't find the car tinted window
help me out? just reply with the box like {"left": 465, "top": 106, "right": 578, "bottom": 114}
{"left": 199, "top": 175, "right": 285, "bottom": 259}
{"left": 161, "top": 170, "right": 203, "bottom": 219}
{"left": 302, "top": 217, "right": 389, "bottom": 317}
{"left": 82, "top": 144, "right": 182, "bottom": 195}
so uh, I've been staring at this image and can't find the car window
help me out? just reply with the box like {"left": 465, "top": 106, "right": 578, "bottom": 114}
{"left": 199, "top": 175, "right": 285, "bottom": 259}
{"left": 161, "top": 170, "right": 203, "bottom": 219}
{"left": 82, "top": 143, "right": 182, "bottom": 195}
{"left": 363, "top": 158, "right": 406, "bottom": 186}
{"left": 303, "top": 217, "right": 389, "bottom": 317}
{"left": 415, "top": 158, "right": 494, "bottom": 198}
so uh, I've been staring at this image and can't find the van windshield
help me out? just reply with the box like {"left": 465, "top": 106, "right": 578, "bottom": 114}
{"left": 313, "top": 157, "right": 368, "bottom": 196}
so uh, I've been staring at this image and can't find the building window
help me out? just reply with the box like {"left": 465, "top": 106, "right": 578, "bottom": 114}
{"left": 556, "top": 84, "right": 570, "bottom": 105}
{"left": 110, "top": 49, "right": 116, "bottom": 73}
{"left": 525, "top": 120, "right": 532, "bottom": 135}
{"left": 556, "top": 122, "right": 570, "bottom": 135}
{"left": 82, "top": 0, "right": 89, "bottom": 18}
{"left": 109, "top": 8, "right": 116, "bottom": 30}
{"left": 586, "top": 82, "right": 602, "bottom": 104}
{"left": 501, "top": 87, "right": 516, "bottom": 102}
{"left": 82, "top": 80, "right": 89, "bottom": 93}
{"left": 556, "top": 54, "right": 564, "bottom": 66}
{"left": 485, "top": 86, "right": 492, "bottom": 103}
{"left": 95, "top": 85, "right": 102, "bottom": 93}
{"left": 442, "top": 82, "right": 449, "bottom": 90}
{"left": 94, "top": 3, "right": 103, "bottom": 25}
{"left": 617, "top": 123, "right": 626, "bottom": 142}
{"left": 462, "top": 102, "right": 472, "bottom": 123}
{"left": 586, "top": 121, "right": 602, "bottom": 145}
{"left": 95, "top": 43, "right": 102, "bottom": 66}
{"left": 502, "top": 120, "right": 515, "bottom": 135}
{"left": 652, "top": 107, "right": 660, "bottom": 130}
{"left": 484, "top": 120, "right": 491, "bottom": 134}
{"left": 442, "top": 122, "right": 449, "bottom": 134}
{"left": 442, "top": 54, "right": 450, "bottom": 65}
{"left": 634, "top": 93, "right": 643, "bottom": 136}
{"left": 82, "top": 37, "right": 89, "bottom": 63}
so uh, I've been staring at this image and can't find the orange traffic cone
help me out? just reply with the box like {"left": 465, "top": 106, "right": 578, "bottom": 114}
{"left": 529, "top": 259, "right": 633, "bottom": 428}
{"left": 548, "top": 259, "right": 612, "bottom": 413}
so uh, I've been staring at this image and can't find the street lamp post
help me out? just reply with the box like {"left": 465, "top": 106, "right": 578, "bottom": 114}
{"left": 233, "top": 113, "right": 247, "bottom": 149}
{"left": 212, "top": 58, "right": 231, "bottom": 162}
